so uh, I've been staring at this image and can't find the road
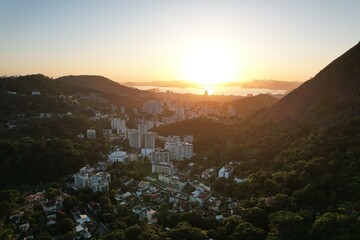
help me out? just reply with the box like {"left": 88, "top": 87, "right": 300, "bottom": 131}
{"left": 85, "top": 210, "right": 110, "bottom": 235}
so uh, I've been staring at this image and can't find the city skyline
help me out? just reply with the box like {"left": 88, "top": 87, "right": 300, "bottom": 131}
{"left": 0, "top": 0, "right": 359, "bottom": 84}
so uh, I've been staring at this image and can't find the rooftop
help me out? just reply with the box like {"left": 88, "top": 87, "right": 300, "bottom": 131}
{"left": 138, "top": 181, "right": 149, "bottom": 188}
{"left": 109, "top": 151, "right": 127, "bottom": 158}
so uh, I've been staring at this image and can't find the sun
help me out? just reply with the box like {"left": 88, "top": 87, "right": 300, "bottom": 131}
{"left": 181, "top": 43, "right": 237, "bottom": 85}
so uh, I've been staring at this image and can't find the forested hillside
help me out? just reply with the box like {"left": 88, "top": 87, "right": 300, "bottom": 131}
{"left": 1, "top": 42, "right": 360, "bottom": 239}
{"left": 227, "top": 94, "right": 279, "bottom": 117}
{"left": 257, "top": 41, "right": 360, "bottom": 123}
{"left": 150, "top": 42, "right": 360, "bottom": 239}
{"left": 57, "top": 75, "right": 147, "bottom": 97}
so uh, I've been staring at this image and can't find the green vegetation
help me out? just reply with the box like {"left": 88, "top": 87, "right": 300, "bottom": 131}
{"left": 0, "top": 137, "right": 109, "bottom": 186}
{"left": 225, "top": 94, "right": 279, "bottom": 117}
{"left": 1, "top": 42, "right": 360, "bottom": 238}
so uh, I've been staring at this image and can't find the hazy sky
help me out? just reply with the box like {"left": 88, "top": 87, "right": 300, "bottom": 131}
{"left": 0, "top": 0, "right": 359, "bottom": 83}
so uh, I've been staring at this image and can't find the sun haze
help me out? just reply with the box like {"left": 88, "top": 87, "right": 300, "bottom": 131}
{"left": 0, "top": 1, "right": 359, "bottom": 83}
{"left": 180, "top": 43, "right": 238, "bottom": 85}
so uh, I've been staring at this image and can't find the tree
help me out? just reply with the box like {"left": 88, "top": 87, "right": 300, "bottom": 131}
{"left": 36, "top": 232, "right": 52, "bottom": 240}
{"left": 59, "top": 218, "right": 74, "bottom": 234}
{"left": 201, "top": 217, "right": 218, "bottom": 230}
{"left": 312, "top": 212, "right": 337, "bottom": 239}
{"left": 125, "top": 224, "right": 142, "bottom": 240}
{"left": 167, "top": 222, "right": 207, "bottom": 240}
{"left": 231, "top": 221, "right": 265, "bottom": 240}
{"left": 269, "top": 193, "right": 292, "bottom": 212}
{"left": 0, "top": 200, "right": 11, "bottom": 218}
{"left": 181, "top": 211, "right": 203, "bottom": 228}
{"left": 62, "top": 196, "right": 78, "bottom": 210}
{"left": 112, "top": 220, "right": 127, "bottom": 230}
{"left": 103, "top": 229, "right": 126, "bottom": 240}
{"left": 268, "top": 211, "right": 309, "bottom": 240}
{"left": 102, "top": 213, "right": 114, "bottom": 224}
{"left": 242, "top": 207, "right": 268, "bottom": 230}
{"left": 224, "top": 216, "right": 242, "bottom": 235}
{"left": 138, "top": 226, "right": 163, "bottom": 240}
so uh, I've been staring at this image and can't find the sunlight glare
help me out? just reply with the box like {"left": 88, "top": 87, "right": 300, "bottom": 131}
{"left": 181, "top": 43, "right": 238, "bottom": 85}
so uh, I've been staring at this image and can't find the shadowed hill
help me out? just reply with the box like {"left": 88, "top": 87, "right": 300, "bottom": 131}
{"left": 0, "top": 74, "right": 144, "bottom": 117}
{"left": 57, "top": 75, "right": 147, "bottom": 96}
{"left": 228, "top": 94, "right": 279, "bottom": 117}
{"left": 256, "top": 41, "right": 360, "bottom": 123}
{"left": 0, "top": 74, "right": 85, "bottom": 95}
{"left": 152, "top": 118, "right": 231, "bottom": 152}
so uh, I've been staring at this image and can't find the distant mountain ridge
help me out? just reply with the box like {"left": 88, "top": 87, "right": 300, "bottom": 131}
{"left": 256, "top": 41, "right": 360, "bottom": 123}
{"left": 124, "top": 80, "right": 201, "bottom": 88}
{"left": 124, "top": 79, "right": 302, "bottom": 91}
{"left": 238, "top": 80, "right": 302, "bottom": 91}
{"left": 57, "top": 75, "right": 147, "bottom": 96}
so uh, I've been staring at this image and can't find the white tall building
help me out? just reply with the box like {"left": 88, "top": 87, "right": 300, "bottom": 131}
{"left": 138, "top": 122, "right": 149, "bottom": 133}
{"left": 146, "top": 120, "right": 156, "bottom": 130}
{"left": 167, "top": 136, "right": 181, "bottom": 143}
{"left": 165, "top": 142, "right": 193, "bottom": 161}
{"left": 120, "top": 106, "right": 125, "bottom": 114}
{"left": 88, "top": 172, "right": 111, "bottom": 192}
{"left": 144, "top": 132, "right": 157, "bottom": 149}
{"left": 176, "top": 106, "right": 185, "bottom": 120}
{"left": 149, "top": 149, "right": 170, "bottom": 163}
{"left": 74, "top": 167, "right": 91, "bottom": 189}
{"left": 127, "top": 129, "right": 143, "bottom": 148}
{"left": 218, "top": 165, "right": 234, "bottom": 179}
{"left": 143, "top": 100, "right": 162, "bottom": 115}
{"left": 152, "top": 162, "right": 174, "bottom": 175}
{"left": 74, "top": 167, "right": 110, "bottom": 192}
{"left": 111, "top": 118, "right": 127, "bottom": 134}
{"left": 86, "top": 129, "right": 96, "bottom": 139}
{"left": 183, "top": 135, "right": 194, "bottom": 143}
{"left": 227, "top": 105, "right": 236, "bottom": 116}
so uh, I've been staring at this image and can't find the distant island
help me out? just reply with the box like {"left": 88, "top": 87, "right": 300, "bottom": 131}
{"left": 124, "top": 79, "right": 303, "bottom": 91}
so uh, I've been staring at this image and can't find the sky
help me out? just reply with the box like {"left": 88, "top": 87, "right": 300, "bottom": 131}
{"left": 0, "top": 0, "right": 359, "bottom": 83}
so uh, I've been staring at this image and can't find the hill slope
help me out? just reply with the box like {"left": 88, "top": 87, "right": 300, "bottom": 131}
{"left": 228, "top": 94, "right": 279, "bottom": 117}
{"left": 57, "top": 75, "right": 147, "bottom": 96}
{"left": 257, "top": 41, "right": 360, "bottom": 123}
{"left": 0, "top": 74, "right": 85, "bottom": 95}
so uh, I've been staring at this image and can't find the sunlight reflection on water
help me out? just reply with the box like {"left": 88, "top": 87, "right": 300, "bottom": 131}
{"left": 135, "top": 86, "right": 286, "bottom": 96}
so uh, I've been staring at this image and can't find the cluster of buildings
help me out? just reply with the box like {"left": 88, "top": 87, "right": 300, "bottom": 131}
{"left": 143, "top": 100, "right": 163, "bottom": 115}
{"left": 74, "top": 166, "right": 111, "bottom": 192}
{"left": 8, "top": 190, "right": 95, "bottom": 239}
{"left": 127, "top": 130, "right": 157, "bottom": 149}
{"left": 106, "top": 114, "right": 195, "bottom": 175}
{"left": 121, "top": 168, "right": 241, "bottom": 223}
{"left": 78, "top": 92, "right": 240, "bottom": 148}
